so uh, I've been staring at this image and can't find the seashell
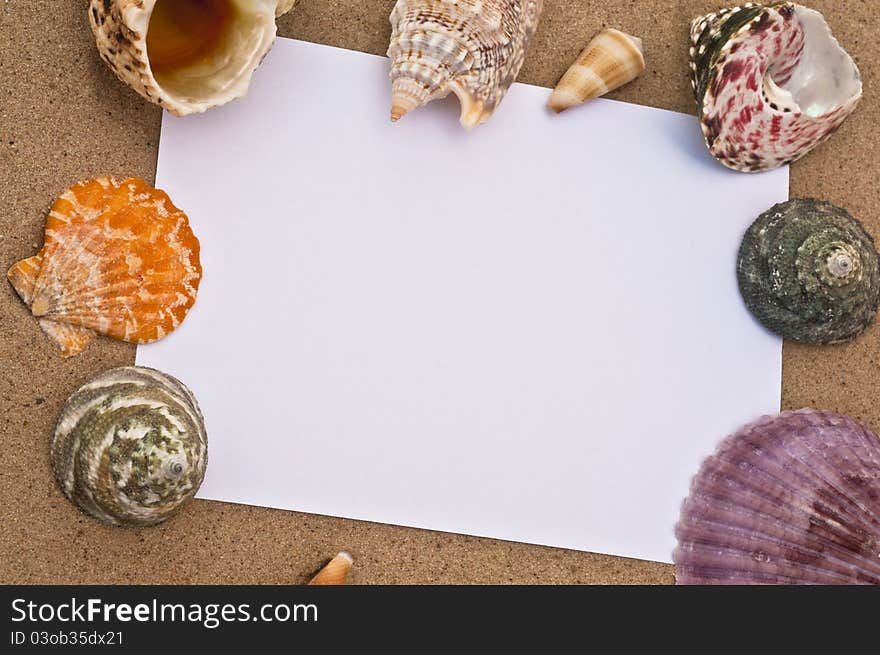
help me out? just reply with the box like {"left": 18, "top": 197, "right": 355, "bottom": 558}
{"left": 276, "top": 0, "right": 298, "bottom": 18}
{"left": 7, "top": 176, "right": 202, "bottom": 358}
{"left": 738, "top": 198, "right": 880, "bottom": 344}
{"left": 89, "top": 0, "right": 296, "bottom": 116}
{"left": 308, "top": 552, "right": 354, "bottom": 585}
{"left": 690, "top": 3, "right": 862, "bottom": 172}
{"left": 674, "top": 409, "right": 880, "bottom": 585}
{"left": 52, "top": 366, "right": 208, "bottom": 527}
{"left": 548, "top": 29, "right": 645, "bottom": 113}
{"left": 387, "top": 0, "right": 545, "bottom": 129}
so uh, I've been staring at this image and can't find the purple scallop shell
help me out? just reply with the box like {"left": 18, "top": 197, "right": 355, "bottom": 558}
{"left": 674, "top": 409, "right": 880, "bottom": 585}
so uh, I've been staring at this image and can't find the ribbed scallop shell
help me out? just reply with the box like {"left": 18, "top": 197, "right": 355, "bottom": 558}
{"left": 737, "top": 199, "right": 880, "bottom": 344}
{"left": 89, "top": 0, "right": 287, "bottom": 116}
{"left": 387, "top": 0, "right": 544, "bottom": 128}
{"left": 674, "top": 409, "right": 880, "bottom": 585}
{"left": 690, "top": 3, "right": 861, "bottom": 172}
{"left": 548, "top": 29, "right": 645, "bottom": 113}
{"left": 6, "top": 177, "right": 202, "bottom": 358}
{"left": 52, "top": 366, "right": 208, "bottom": 527}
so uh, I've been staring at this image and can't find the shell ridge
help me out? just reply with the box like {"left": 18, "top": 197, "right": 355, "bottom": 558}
{"left": 675, "top": 410, "right": 880, "bottom": 584}
{"left": 681, "top": 485, "right": 880, "bottom": 578}
{"left": 53, "top": 367, "right": 207, "bottom": 527}
{"left": 683, "top": 468, "right": 880, "bottom": 576}
{"left": 9, "top": 177, "right": 202, "bottom": 355}
{"left": 738, "top": 199, "right": 880, "bottom": 343}
{"left": 388, "top": 0, "right": 544, "bottom": 127}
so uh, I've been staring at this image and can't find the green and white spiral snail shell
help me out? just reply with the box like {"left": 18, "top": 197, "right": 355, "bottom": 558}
{"left": 52, "top": 366, "right": 208, "bottom": 527}
{"left": 737, "top": 199, "right": 880, "bottom": 344}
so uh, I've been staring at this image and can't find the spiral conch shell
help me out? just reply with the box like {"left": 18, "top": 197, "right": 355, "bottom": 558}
{"left": 388, "top": 0, "right": 544, "bottom": 128}
{"left": 737, "top": 199, "right": 880, "bottom": 344}
{"left": 53, "top": 367, "right": 208, "bottom": 527}
{"left": 7, "top": 177, "right": 202, "bottom": 358}
{"left": 89, "top": 0, "right": 298, "bottom": 116}
{"left": 675, "top": 409, "right": 880, "bottom": 585}
{"left": 548, "top": 29, "right": 645, "bottom": 113}
{"left": 690, "top": 3, "right": 862, "bottom": 172}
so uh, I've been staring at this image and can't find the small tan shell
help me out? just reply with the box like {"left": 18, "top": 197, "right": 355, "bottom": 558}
{"left": 548, "top": 29, "right": 645, "bottom": 113}
{"left": 388, "top": 0, "right": 545, "bottom": 128}
{"left": 308, "top": 552, "right": 354, "bottom": 585}
{"left": 89, "top": 0, "right": 289, "bottom": 116}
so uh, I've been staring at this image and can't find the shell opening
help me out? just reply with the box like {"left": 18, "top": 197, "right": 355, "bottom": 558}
{"left": 772, "top": 6, "right": 862, "bottom": 118}
{"left": 145, "top": 0, "right": 276, "bottom": 106}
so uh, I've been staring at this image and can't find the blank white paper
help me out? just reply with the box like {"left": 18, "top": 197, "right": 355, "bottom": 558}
{"left": 142, "top": 38, "right": 787, "bottom": 564}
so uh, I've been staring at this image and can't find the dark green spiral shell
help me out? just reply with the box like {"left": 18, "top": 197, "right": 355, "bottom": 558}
{"left": 52, "top": 366, "right": 208, "bottom": 527}
{"left": 738, "top": 199, "right": 880, "bottom": 344}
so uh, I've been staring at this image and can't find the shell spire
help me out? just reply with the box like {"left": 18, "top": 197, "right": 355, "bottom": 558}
{"left": 53, "top": 367, "right": 208, "bottom": 528}
{"left": 308, "top": 552, "right": 354, "bottom": 585}
{"left": 548, "top": 29, "right": 645, "bottom": 113}
{"left": 387, "top": 0, "right": 545, "bottom": 129}
{"left": 7, "top": 176, "right": 202, "bottom": 358}
{"left": 737, "top": 199, "right": 880, "bottom": 344}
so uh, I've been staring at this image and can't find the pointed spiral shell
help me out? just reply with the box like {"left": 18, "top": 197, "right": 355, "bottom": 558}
{"left": 387, "top": 0, "right": 544, "bottom": 128}
{"left": 548, "top": 29, "right": 645, "bottom": 113}
{"left": 675, "top": 409, "right": 880, "bottom": 585}
{"left": 52, "top": 367, "right": 208, "bottom": 527}
{"left": 737, "top": 199, "right": 880, "bottom": 344}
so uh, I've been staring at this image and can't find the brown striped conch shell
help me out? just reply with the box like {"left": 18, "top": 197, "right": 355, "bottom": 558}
{"left": 308, "top": 552, "right": 354, "bottom": 585}
{"left": 690, "top": 3, "right": 862, "bottom": 172}
{"left": 7, "top": 177, "right": 202, "bottom": 358}
{"left": 675, "top": 410, "right": 880, "bottom": 585}
{"left": 89, "top": 0, "right": 299, "bottom": 116}
{"left": 548, "top": 29, "right": 645, "bottom": 113}
{"left": 53, "top": 366, "right": 208, "bottom": 528}
{"left": 388, "top": 0, "right": 545, "bottom": 128}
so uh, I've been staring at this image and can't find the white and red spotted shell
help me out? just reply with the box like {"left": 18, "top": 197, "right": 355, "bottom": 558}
{"left": 690, "top": 3, "right": 861, "bottom": 172}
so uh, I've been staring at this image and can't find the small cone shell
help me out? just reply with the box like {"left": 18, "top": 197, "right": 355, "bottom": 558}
{"left": 308, "top": 552, "right": 354, "bottom": 585}
{"left": 548, "top": 29, "right": 645, "bottom": 113}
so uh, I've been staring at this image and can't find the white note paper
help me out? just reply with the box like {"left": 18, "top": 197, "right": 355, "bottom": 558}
{"left": 142, "top": 38, "right": 787, "bottom": 564}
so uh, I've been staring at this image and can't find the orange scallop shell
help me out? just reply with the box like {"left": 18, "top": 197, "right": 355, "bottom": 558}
{"left": 7, "top": 177, "right": 202, "bottom": 358}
